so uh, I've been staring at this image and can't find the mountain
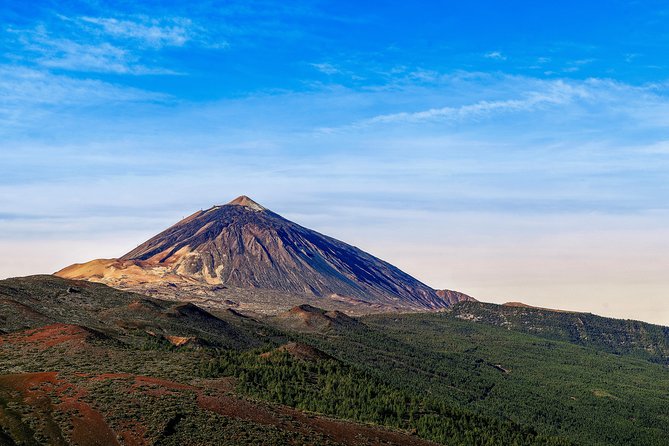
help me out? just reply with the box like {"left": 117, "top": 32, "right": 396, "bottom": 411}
{"left": 57, "top": 196, "right": 473, "bottom": 313}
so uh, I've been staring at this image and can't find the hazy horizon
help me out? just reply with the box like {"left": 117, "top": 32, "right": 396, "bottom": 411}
{"left": 2, "top": 1, "right": 668, "bottom": 325}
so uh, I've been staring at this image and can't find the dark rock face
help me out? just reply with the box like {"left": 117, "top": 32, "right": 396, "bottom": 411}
{"left": 120, "top": 196, "right": 449, "bottom": 309}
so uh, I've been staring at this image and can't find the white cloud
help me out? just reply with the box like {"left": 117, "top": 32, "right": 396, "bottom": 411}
{"left": 571, "top": 58, "right": 595, "bottom": 66}
{"left": 9, "top": 24, "right": 180, "bottom": 74}
{"left": 6, "top": 13, "right": 225, "bottom": 75}
{"left": 79, "top": 16, "right": 195, "bottom": 48}
{"left": 0, "top": 66, "right": 168, "bottom": 130}
{"left": 0, "top": 66, "right": 166, "bottom": 104}
{"left": 312, "top": 75, "right": 669, "bottom": 133}
{"left": 344, "top": 78, "right": 590, "bottom": 126}
{"left": 311, "top": 62, "right": 340, "bottom": 75}
{"left": 362, "top": 97, "right": 540, "bottom": 125}
{"left": 37, "top": 39, "right": 137, "bottom": 74}
{"left": 561, "top": 58, "right": 595, "bottom": 73}
{"left": 484, "top": 51, "right": 506, "bottom": 60}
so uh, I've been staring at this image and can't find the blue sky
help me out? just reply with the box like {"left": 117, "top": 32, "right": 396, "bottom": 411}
{"left": 2, "top": 1, "right": 669, "bottom": 323}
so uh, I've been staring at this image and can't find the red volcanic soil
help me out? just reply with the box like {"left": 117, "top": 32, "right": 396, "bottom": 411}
{"left": 0, "top": 323, "right": 95, "bottom": 349}
{"left": 296, "top": 412, "right": 433, "bottom": 446}
{"left": 64, "top": 399, "right": 119, "bottom": 446}
{"left": 195, "top": 378, "right": 436, "bottom": 446}
{"left": 0, "top": 322, "right": 435, "bottom": 446}
{"left": 0, "top": 370, "right": 436, "bottom": 446}
{"left": 196, "top": 384, "right": 283, "bottom": 426}
{"left": 0, "top": 372, "right": 120, "bottom": 446}
{"left": 0, "top": 371, "right": 192, "bottom": 446}
{"left": 89, "top": 372, "right": 134, "bottom": 381}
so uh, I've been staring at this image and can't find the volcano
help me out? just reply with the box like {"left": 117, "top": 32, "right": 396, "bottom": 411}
{"left": 56, "top": 196, "right": 474, "bottom": 312}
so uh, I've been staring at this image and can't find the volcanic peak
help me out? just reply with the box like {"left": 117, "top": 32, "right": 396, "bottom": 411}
{"left": 56, "top": 195, "right": 474, "bottom": 313}
{"left": 227, "top": 195, "right": 266, "bottom": 211}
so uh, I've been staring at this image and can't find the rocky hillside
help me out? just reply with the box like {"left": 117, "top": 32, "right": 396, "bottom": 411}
{"left": 436, "top": 289, "right": 476, "bottom": 305}
{"left": 450, "top": 300, "right": 669, "bottom": 364}
{"left": 0, "top": 275, "right": 275, "bottom": 349}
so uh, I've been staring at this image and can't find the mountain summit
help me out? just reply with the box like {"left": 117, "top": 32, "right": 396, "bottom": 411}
{"left": 57, "top": 196, "right": 473, "bottom": 313}
{"left": 227, "top": 195, "right": 266, "bottom": 211}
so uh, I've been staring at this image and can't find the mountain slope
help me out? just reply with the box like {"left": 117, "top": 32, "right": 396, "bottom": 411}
{"left": 57, "top": 196, "right": 472, "bottom": 312}
{"left": 436, "top": 289, "right": 476, "bottom": 305}
{"left": 329, "top": 311, "right": 669, "bottom": 446}
{"left": 449, "top": 300, "right": 669, "bottom": 364}
{"left": 0, "top": 275, "right": 274, "bottom": 349}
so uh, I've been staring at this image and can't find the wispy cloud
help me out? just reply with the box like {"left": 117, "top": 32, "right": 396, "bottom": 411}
{"left": 484, "top": 51, "right": 506, "bottom": 60}
{"left": 361, "top": 94, "right": 559, "bottom": 125}
{"left": 311, "top": 62, "right": 340, "bottom": 75}
{"left": 0, "top": 65, "right": 168, "bottom": 131}
{"left": 313, "top": 74, "right": 669, "bottom": 135}
{"left": 571, "top": 58, "right": 595, "bottom": 66}
{"left": 320, "top": 77, "right": 592, "bottom": 129}
{"left": 5, "top": 13, "right": 225, "bottom": 75}
{"left": 561, "top": 58, "right": 596, "bottom": 73}
{"left": 0, "top": 66, "right": 166, "bottom": 104}
{"left": 79, "top": 16, "right": 195, "bottom": 48}
{"left": 8, "top": 23, "right": 179, "bottom": 74}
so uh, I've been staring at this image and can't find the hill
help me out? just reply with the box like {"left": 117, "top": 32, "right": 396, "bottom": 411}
{"left": 0, "top": 275, "right": 274, "bottom": 349}
{"left": 449, "top": 300, "right": 669, "bottom": 364}
{"left": 271, "top": 304, "right": 362, "bottom": 333}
